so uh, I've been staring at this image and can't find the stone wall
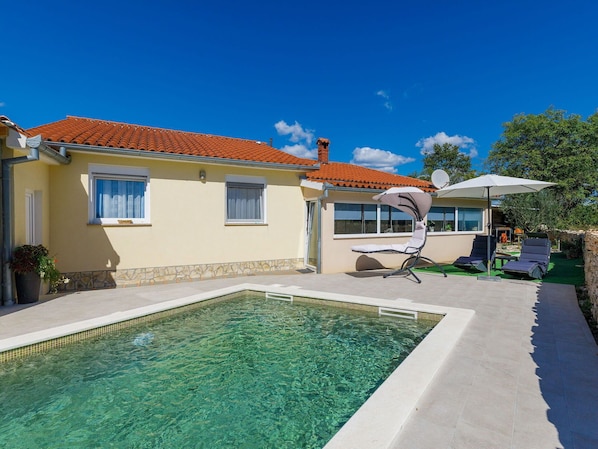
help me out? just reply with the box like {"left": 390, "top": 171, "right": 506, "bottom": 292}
{"left": 58, "top": 258, "right": 305, "bottom": 292}
{"left": 584, "top": 231, "right": 598, "bottom": 324}
{"left": 549, "top": 229, "right": 584, "bottom": 258}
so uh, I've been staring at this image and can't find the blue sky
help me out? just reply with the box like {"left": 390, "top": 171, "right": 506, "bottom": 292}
{"left": 3, "top": 0, "right": 598, "bottom": 175}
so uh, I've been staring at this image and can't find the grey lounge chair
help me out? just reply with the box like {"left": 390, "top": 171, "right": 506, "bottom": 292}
{"left": 501, "top": 238, "right": 551, "bottom": 279}
{"left": 453, "top": 235, "right": 497, "bottom": 272}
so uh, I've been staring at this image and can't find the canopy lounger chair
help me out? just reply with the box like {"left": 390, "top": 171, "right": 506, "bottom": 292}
{"left": 501, "top": 237, "right": 551, "bottom": 279}
{"left": 453, "top": 235, "right": 498, "bottom": 273}
{"left": 351, "top": 187, "right": 447, "bottom": 284}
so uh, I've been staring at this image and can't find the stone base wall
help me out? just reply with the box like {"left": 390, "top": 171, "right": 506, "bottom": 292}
{"left": 58, "top": 258, "right": 305, "bottom": 292}
{"left": 584, "top": 231, "right": 598, "bottom": 324}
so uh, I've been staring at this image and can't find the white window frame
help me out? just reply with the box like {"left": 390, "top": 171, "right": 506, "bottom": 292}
{"left": 333, "top": 202, "right": 414, "bottom": 238}
{"left": 225, "top": 175, "right": 267, "bottom": 225}
{"left": 333, "top": 201, "right": 484, "bottom": 238}
{"left": 88, "top": 164, "right": 150, "bottom": 225}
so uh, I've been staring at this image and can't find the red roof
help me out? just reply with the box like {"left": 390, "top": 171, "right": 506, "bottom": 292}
{"left": 27, "top": 116, "right": 317, "bottom": 167}
{"left": 306, "top": 162, "right": 435, "bottom": 192}
{"left": 27, "top": 116, "right": 431, "bottom": 191}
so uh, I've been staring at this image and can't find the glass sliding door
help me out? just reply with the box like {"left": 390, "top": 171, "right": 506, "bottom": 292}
{"left": 305, "top": 201, "right": 319, "bottom": 270}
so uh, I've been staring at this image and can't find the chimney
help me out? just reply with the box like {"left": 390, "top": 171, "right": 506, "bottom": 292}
{"left": 316, "top": 138, "right": 330, "bottom": 164}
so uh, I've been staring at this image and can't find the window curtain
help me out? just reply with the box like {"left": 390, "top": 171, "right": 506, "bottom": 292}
{"left": 227, "top": 183, "right": 263, "bottom": 220}
{"left": 96, "top": 179, "right": 145, "bottom": 218}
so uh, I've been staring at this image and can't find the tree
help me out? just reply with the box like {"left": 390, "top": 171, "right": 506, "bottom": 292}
{"left": 487, "top": 108, "right": 598, "bottom": 223}
{"left": 419, "top": 143, "right": 477, "bottom": 184}
{"left": 500, "top": 190, "right": 561, "bottom": 232}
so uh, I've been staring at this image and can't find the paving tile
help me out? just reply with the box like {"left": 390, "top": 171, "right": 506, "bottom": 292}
{"left": 391, "top": 416, "right": 455, "bottom": 449}
{"left": 449, "top": 420, "right": 512, "bottom": 449}
{"left": 571, "top": 430, "right": 598, "bottom": 449}
{"left": 0, "top": 273, "right": 595, "bottom": 448}
{"left": 458, "top": 384, "right": 517, "bottom": 438}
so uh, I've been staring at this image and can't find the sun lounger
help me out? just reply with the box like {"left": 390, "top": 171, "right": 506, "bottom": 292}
{"left": 501, "top": 237, "right": 551, "bottom": 279}
{"left": 453, "top": 235, "right": 497, "bottom": 273}
{"left": 352, "top": 221, "right": 446, "bottom": 283}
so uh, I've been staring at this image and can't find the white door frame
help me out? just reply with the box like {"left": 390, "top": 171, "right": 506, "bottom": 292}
{"left": 25, "top": 190, "right": 42, "bottom": 245}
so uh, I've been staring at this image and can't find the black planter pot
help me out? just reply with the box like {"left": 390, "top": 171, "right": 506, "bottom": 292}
{"left": 15, "top": 272, "right": 41, "bottom": 304}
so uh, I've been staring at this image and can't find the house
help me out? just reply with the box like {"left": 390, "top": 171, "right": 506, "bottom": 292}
{"left": 301, "top": 139, "right": 486, "bottom": 274}
{"left": 0, "top": 115, "right": 486, "bottom": 305}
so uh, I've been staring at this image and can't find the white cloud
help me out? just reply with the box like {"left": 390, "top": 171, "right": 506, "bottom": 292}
{"left": 279, "top": 144, "right": 317, "bottom": 159}
{"left": 274, "top": 120, "right": 315, "bottom": 145}
{"left": 0, "top": 102, "right": 5, "bottom": 108}
{"left": 416, "top": 132, "right": 478, "bottom": 158}
{"left": 376, "top": 90, "right": 393, "bottom": 111}
{"left": 351, "top": 147, "right": 415, "bottom": 173}
{"left": 274, "top": 120, "right": 318, "bottom": 158}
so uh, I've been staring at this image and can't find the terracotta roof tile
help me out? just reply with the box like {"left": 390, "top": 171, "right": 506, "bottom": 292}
{"left": 27, "top": 116, "right": 317, "bottom": 167}
{"left": 306, "top": 162, "right": 435, "bottom": 192}
{"left": 26, "top": 116, "right": 431, "bottom": 192}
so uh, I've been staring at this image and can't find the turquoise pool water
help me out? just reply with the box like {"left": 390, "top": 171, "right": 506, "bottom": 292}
{"left": 0, "top": 294, "right": 435, "bottom": 449}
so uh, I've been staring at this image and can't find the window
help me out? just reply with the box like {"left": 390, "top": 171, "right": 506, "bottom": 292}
{"left": 89, "top": 165, "right": 150, "bottom": 225}
{"left": 428, "top": 206, "right": 455, "bottom": 232}
{"left": 333, "top": 202, "right": 484, "bottom": 236}
{"left": 334, "top": 203, "right": 377, "bottom": 234}
{"left": 226, "top": 176, "right": 266, "bottom": 224}
{"left": 428, "top": 206, "right": 484, "bottom": 232}
{"left": 334, "top": 203, "right": 413, "bottom": 235}
{"left": 458, "top": 207, "right": 483, "bottom": 231}
{"left": 380, "top": 205, "right": 413, "bottom": 233}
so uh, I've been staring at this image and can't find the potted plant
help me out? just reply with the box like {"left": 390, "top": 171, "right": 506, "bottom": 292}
{"left": 10, "top": 244, "right": 63, "bottom": 303}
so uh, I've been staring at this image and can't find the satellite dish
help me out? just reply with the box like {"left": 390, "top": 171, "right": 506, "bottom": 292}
{"left": 431, "top": 169, "right": 450, "bottom": 189}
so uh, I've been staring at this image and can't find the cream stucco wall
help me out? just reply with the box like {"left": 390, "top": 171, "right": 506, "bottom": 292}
{"left": 9, "top": 139, "right": 491, "bottom": 283}
{"left": 12, "top": 158, "right": 51, "bottom": 248}
{"left": 319, "top": 191, "right": 489, "bottom": 274}
{"left": 48, "top": 153, "right": 306, "bottom": 273}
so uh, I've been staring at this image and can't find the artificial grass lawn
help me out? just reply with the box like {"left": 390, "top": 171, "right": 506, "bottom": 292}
{"left": 415, "top": 251, "right": 584, "bottom": 286}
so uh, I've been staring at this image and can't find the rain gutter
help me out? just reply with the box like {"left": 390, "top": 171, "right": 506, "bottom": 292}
{"left": 323, "top": 184, "right": 436, "bottom": 194}
{"left": 47, "top": 142, "right": 317, "bottom": 172}
{"left": 2, "top": 137, "right": 41, "bottom": 306}
{"left": 1, "top": 134, "right": 70, "bottom": 306}
{"left": 315, "top": 182, "right": 333, "bottom": 274}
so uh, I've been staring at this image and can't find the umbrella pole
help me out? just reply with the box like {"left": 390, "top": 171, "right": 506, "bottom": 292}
{"left": 479, "top": 186, "right": 501, "bottom": 281}
{"left": 487, "top": 191, "right": 491, "bottom": 277}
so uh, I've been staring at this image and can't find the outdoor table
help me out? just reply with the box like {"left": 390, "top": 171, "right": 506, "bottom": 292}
{"left": 494, "top": 252, "right": 518, "bottom": 268}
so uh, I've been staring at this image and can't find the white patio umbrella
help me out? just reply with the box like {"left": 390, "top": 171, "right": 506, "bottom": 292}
{"left": 436, "top": 174, "right": 556, "bottom": 279}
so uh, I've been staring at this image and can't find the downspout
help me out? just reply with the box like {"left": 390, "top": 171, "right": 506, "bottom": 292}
{"left": 1, "top": 136, "right": 41, "bottom": 306}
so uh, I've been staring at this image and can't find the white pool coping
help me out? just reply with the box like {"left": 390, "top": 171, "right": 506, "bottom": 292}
{"left": 0, "top": 283, "right": 474, "bottom": 448}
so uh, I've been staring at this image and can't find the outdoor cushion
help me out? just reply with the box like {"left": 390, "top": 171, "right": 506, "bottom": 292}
{"left": 351, "top": 221, "right": 446, "bottom": 283}
{"left": 453, "top": 235, "right": 497, "bottom": 272}
{"left": 352, "top": 221, "right": 426, "bottom": 255}
{"left": 501, "top": 238, "right": 551, "bottom": 279}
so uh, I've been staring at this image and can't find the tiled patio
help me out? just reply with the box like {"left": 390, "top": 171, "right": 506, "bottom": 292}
{"left": 1, "top": 270, "right": 597, "bottom": 449}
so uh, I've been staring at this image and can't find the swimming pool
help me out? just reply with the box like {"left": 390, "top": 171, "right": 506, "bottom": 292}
{"left": 0, "top": 284, "right": 474, "bottom": 448}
